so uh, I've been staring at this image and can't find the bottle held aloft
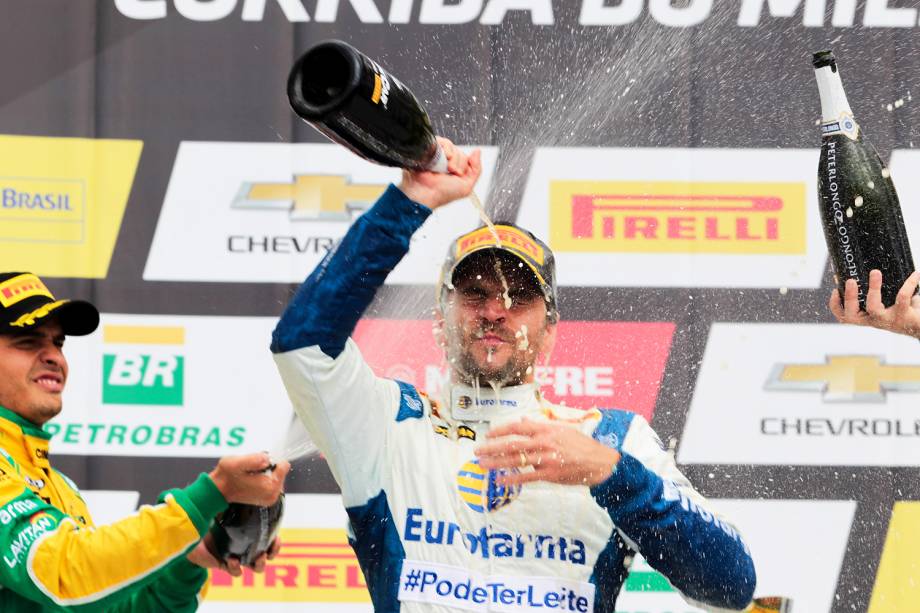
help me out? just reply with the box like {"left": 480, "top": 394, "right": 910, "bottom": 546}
{"left": 209, "top": 495, "right": 285, "bottom": 567}
{"left": 287, "top": 40, "right": 447, "bottom": 173}
{"left": 813, "top": 50, "right": 916, "bottom": 309}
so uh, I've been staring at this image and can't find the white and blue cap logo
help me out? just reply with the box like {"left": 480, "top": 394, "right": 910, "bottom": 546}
{"left": 456, "top": 458, "right": 521, "bottom": 513}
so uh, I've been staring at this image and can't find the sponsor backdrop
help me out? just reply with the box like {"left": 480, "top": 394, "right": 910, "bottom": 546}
{"left": 4, "top": 2, "right": 920, "bottom": 611}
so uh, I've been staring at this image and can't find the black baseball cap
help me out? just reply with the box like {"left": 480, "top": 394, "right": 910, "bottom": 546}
{"left": 0, "top": 273, "right": 99, "bottom": 336}
{"left": 439, "top": 223, "right": 558, "bottom": 322}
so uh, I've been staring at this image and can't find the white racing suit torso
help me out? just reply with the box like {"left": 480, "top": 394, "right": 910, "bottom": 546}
{"left": 272, "top": 185, "right": 756, "bottom": 613}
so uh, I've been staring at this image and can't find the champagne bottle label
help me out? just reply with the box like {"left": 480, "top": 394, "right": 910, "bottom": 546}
{"left": 820, "top": 113, "right": 859, "bottom": 140}
{"left": 369, "top": 60, "right": 391, "bottom": 107}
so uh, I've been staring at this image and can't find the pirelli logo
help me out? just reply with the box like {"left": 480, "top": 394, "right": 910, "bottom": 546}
{"left": 0, "top": 274, "right": 53, "bottom": 307}
{"left": 207, "top": 528, "right": 369, "bottom": 602}
{"left": 456, "top": 226, "right": 544, "bottom": 265}
{"left": 232, "top": 175, "right": 385, "bottom": 221}
{"left": 549, "top": 181, "right": 806, "bottom": 254}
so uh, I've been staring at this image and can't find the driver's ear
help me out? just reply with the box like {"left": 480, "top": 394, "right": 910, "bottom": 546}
{"left": 433, "top": 306, "right": 447, "bottom": 349}
{"left": 539, "top": 321, "right": 557, "bottom": 363}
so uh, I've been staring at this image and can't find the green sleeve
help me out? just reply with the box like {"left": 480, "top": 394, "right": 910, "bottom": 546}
{"left": 0, "top": 471, "right": 225, "bottom": 612}
{"left": 108, "top": 557, "right": 208, "bottom": 613}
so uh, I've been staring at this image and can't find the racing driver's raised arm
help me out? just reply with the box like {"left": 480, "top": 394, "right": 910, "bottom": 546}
{"left": 270, "top": 139, "right": 482, "bottom": 505}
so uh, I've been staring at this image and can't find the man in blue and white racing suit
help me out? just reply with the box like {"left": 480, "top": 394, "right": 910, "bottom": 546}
{"left": 271, "top": 139, "right": 757, "bottom": 612}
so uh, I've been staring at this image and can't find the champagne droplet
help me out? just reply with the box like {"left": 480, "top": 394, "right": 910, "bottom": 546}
{"left": 779, "top": 287, "right": 789, "bottom": 295}
{"left": 846, "top": 207, "right": 854, "bottom": 218}
{"left": 517, "top": 324, "right": 529, "bottom": 350}
{"left": 882, "top": 168, "right": 891, "bottom": 178}
{"left": 854, "top": 196, "right": 864, "bottom": 208}
{"left": 867, "top": 181, "right": 875, "bottom": 189}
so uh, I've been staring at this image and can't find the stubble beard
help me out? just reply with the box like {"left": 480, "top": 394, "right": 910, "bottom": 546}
{"left": 446, "top": 324, "right": 544, "bottom": 388}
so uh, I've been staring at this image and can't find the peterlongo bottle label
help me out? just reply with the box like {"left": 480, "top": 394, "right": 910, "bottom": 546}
{"left": 821, "top": 113, "right": 859, "bottom": 140}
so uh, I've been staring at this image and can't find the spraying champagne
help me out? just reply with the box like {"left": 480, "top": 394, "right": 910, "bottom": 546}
{"left": 813, "top": 50, "right": 916, "bottom": 309}
{"left": 288, "top": 40, "right": 447, "bottom": 173}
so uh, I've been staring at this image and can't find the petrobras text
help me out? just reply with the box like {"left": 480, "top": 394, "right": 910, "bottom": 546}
{"left": 404, "top": 508, "right": 587, "bottom": 565}
{"left": 114, "top": 0, "right": 920, "bottom": 28}
{"left": 398, "top": 559, "right": 595, "bottom": 612}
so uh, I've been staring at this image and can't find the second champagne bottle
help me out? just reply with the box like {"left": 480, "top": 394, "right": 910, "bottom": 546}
{"left": 813, "top": 50, "right": 916, "bottom": 308}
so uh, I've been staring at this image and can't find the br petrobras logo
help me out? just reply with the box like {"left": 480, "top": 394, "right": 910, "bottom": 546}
{"left": 101, "top": 325, "right": 185, "bottom": 406}
{"left": 456, "top": 459, "right": 521, "bottom": 513}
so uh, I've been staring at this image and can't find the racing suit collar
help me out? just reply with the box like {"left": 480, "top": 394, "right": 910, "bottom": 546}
{"left": 448, "top": 382, "right": 540, "bottom": 422}
{"left": 0, "top": 404, "right": 52, "bottom": 470}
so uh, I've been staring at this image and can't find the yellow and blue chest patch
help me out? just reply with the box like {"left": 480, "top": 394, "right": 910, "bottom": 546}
{"left": 456, "top": 459, "right": 521, "bottom": 513}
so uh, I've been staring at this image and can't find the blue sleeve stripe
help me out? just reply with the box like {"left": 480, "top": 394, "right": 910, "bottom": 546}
{"left": 589, "top": 531, "right": 631, "bottom": 613}
{"left": 271, "top": 184, "right": 431, "bottom": 357}
{"left": 590, "top": 454, "right": 756, "bottom": 610}
{"left": 346, "top": 490, "right": 405, "bottom": 613}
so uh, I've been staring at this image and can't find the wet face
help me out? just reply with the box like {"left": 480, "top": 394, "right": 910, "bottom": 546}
{"left": 0, "top": 321, "right": 68, "bottom": 425}
{"left": 437, "top": 251, "right": 556, "bottom": 386}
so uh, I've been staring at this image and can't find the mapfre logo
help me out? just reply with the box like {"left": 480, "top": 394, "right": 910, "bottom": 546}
{"left": 144, "top": 142, "right": 498, "bottom": 283}
{"left": 550, "top": 180, "right": 805, "bottom": 254}
{"left": 518, "top": 148, "right": 824, "bottom": 289}
{"left": 354, "top": 319, "right": 675, "bottom": 421}
{"left": 0, "top": 135, "right": 142, "bottom": 279}
{"left": 766, "top": 355, "right": 920, "bottom": 402}
{"left": 208, "top": 527, "right": 369, "bottom": 602}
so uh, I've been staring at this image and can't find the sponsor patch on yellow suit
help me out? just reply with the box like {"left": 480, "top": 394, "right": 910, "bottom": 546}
{"left": 0, "top": 135, "right": 142, "bottom": 278}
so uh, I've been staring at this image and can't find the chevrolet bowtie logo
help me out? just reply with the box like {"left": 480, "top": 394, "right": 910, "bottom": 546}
{"left": 232, "top": 175, "right": 386, "bottom": 220}
{"left": 765, "top": 355, "right": 920, "bottom": 403}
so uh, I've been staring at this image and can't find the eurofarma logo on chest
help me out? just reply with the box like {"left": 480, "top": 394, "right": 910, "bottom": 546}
{"left": 54, "top": 314, "right": 295, "bottom": 457}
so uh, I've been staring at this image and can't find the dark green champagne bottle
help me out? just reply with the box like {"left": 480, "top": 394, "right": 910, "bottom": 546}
{"left": 209, "top": 495, "right": 285, "bottom": 567}
{"left": 287, "top": 40, "right": 447, "bottom": 173}
{"left": 814, "top": 50, "right": 916, "bottom": 308}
